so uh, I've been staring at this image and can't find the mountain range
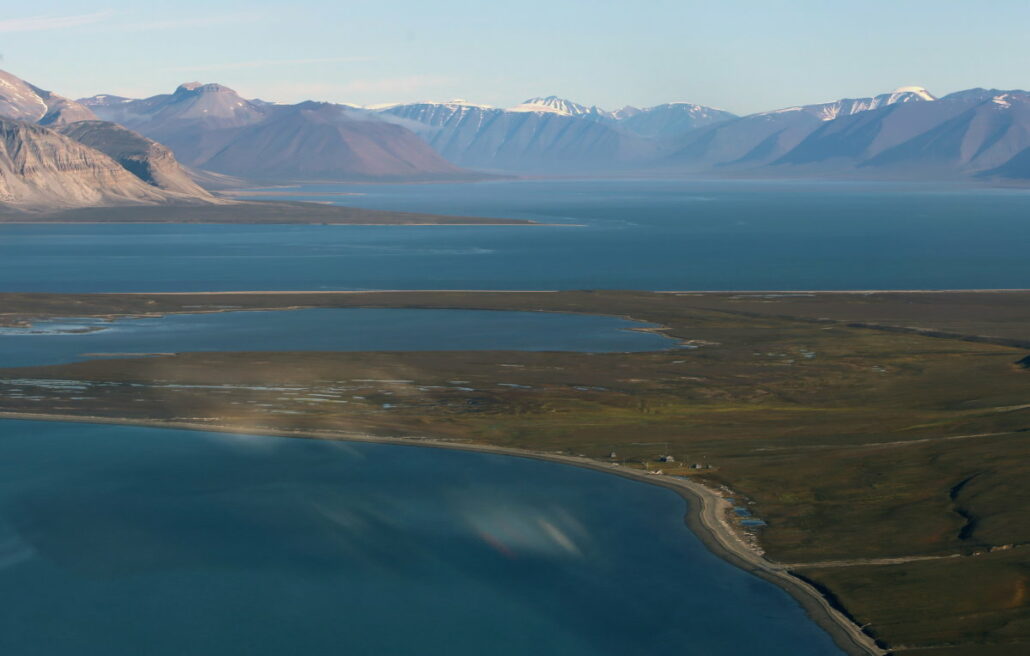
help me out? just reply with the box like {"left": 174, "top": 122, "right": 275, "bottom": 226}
{"left": 83, "top": 83, "right": 470, "bottom": 181}
{"left": 0, "top": 71, "right": 478, "bottom": 216}
{"left": 4, "top": 66, "right": 1030, "bottom": 213}
{"left": 0, "top": 69, "right": 230, "bottom": 210}
{"left": 77, "top": 78, "right": 1030, "bottom": 182}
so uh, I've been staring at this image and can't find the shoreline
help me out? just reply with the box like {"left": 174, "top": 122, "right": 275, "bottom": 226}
{"left": 96, "top": 287, "right": 1030, "bottom": 295}
{"left": 0, "top": 221, "right": 549, "bottom": 227}
{"left": 0, "top": 410, "right": 883, "bottom": 655}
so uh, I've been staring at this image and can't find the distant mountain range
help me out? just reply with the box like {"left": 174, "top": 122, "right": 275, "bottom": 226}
{"left": 665, "top": 87, "right": 937, "bottom": 169}
{"left": 4, "top": 65, "right": 1030, "bottom": 213}
{"left": 710, "top": 87, "right": 1030, "bottom": 179}
{"left": 76, "top": 79, "right": 1030, "bottom": 182}
{"left": 378, "top": 100, "right": 655, "bottom": 172}
{"left": 82, "top": 83, "right": 471, "bottom": 181}
{"left": 376, "top": 96, "right": 736, "bottom": 172}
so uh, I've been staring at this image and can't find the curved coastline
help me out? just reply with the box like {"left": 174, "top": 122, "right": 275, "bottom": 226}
{"left": 0, "top": 411, "right": 882, "bottom": 655}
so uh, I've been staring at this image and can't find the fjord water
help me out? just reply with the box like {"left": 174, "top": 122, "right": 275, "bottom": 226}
{"left": 0, "top": 420, "right": 843, "bottom": 655}
{"left": 4, "top": 177, "right": 1014, "bottom": 654}
{"left": 0, "top": 308, "right": 674, "bottom": 367}
{"left": 2, "top": 179, "right": 1029, "bottom": 292}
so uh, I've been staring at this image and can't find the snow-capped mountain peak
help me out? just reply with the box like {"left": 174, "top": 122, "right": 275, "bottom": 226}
{"left": 509, "top": 100, "right": 573, "bottom": 115}
{"left": 514, "top": 96, "right": 607, "bottom": 117}
{"left": 891, "top": 86, "right": 936, "bottom": 102}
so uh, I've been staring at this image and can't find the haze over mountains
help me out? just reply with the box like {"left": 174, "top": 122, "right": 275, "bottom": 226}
{"left": 666, "top": 87, "right": 938, "bottom": 169}
{"left": 375, "top": 96, "right": 738, "bottom": 171}
{"left": 82, "top": 78, "right": 1030, "bottom": 182}
{"left": 83, "top": 83, "right": 469, "bottom": 181}
{"left": 4, "top": 65, "right": 1030, "bottom": 213}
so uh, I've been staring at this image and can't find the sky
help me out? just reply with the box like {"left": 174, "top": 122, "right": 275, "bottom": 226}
{"left": 2, "top": 0, "right": 1029, "bottom": 115}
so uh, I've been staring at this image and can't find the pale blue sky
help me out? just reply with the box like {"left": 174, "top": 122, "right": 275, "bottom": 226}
{"left": 2, "top": 1, "right": 1028, "bottom": 114}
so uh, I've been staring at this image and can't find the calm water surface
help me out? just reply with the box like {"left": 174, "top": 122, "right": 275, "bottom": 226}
{"left": 1, "top": 179, "right": 1028, "bottom": 292}
{"left": 0, "top": 420, "right": 844, "bottom": 655}
{"left": 0, "top": 308, "right": 675, "bottom": 367}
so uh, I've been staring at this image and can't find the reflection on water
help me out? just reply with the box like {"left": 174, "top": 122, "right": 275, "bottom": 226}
{"left": 0, "top": 420, "right": 844, "bottom": 655}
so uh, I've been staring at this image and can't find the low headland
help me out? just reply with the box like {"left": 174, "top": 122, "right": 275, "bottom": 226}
{"left": 0, "top": 200, "right": 534, "bottom": 225}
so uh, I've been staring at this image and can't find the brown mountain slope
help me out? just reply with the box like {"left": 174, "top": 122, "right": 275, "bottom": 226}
{"left": 58, "top": 121, "right": 213, "bottom": 197}
{"left": 199, "top": 103, "right": 467, "bottom": 180}
{"left": 0, "top": 119, "right": 204, "bottom": 209}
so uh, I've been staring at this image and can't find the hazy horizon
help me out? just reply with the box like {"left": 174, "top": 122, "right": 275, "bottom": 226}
{"left": 4, "top": 1, "right": 1030, "bottom": 114}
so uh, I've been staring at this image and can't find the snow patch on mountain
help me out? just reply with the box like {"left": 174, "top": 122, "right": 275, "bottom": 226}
{"left": 757, "top": 87, "right": 936, "bottom": 122}
{"left": 508, "top": 101, "right": 573, "bottom": 115}
{"left": 518, "top": 96, "right": 606, "bottom": 117}
{"left": 367, "top": 99, "right": 494, "bottom": 111}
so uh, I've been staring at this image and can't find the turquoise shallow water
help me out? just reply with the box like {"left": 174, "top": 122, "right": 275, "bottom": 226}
{"left": 0, "top": 308, "right": 675, "bottom": 367}
{"left": 1, "top": 179, "right": 1028, "bottom": 292}
{"left": 0, "top": 420, "right": 845, "bottom": 655}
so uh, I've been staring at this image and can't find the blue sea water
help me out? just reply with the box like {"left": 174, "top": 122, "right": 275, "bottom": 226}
{"left": 0, "top": 178, "right": 1027, "bottom": 292}
{"left": 0, "top": 308, "right": 675, "bottom": 367}
{"left": 0, "top": 420, "right": 845, "bottom": 655}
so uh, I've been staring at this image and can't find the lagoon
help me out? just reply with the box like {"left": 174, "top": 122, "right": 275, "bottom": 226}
{"left": 0, "top": 308, "right": 675, "bottom": 367}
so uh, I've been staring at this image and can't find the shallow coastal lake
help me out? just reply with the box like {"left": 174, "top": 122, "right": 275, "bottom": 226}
{"left": 2, "top": 179, "right": 1029, "bottom": 292}
{"left": 0, "top": 419, "right": 844, "bottom": 655}
{"left": 0, "top": 308, "right": 675, "bottom": 367}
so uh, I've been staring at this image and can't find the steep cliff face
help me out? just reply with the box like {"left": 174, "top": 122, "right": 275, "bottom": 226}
{"left": 58, "top": 121, "right": 212, "bottom": 197}
{"left": 0, "top": 119, "right": 198, "bottom": 209}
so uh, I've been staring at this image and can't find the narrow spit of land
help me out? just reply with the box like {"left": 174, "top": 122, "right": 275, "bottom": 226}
{"left": 0, "top": 201, "right": 535, "bottom": 225}
{"left": 1, "top": 289, "right": 1028, "bottom": 655}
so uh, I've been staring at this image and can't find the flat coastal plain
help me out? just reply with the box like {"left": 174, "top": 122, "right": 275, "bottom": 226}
{"left": 2, "top": 290, "right": 1029, "bottom": 655}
